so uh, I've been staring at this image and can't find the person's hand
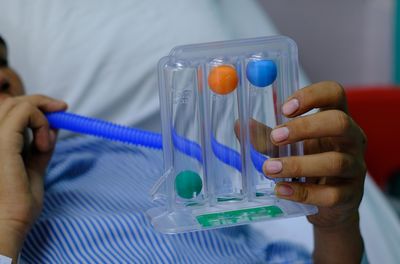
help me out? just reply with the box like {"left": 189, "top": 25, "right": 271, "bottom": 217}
{"left": 261, "top": 82, "right": 366, "bottom": 228}
{"left": 249, "top": 81, "right": 366, "bottom": 263}
{"left": 0, "top": 37, "right": 68, "bottom": 262}
{"left": 0, "top": 94, "right": 67, "bottom": 260}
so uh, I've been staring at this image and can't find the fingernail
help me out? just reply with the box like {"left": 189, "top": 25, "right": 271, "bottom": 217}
{"left": 47, "top": 103, "right": 64, "bottom": 110}
{"left": 264, "top": 160, "right": 282, "bottom": 174}
{"left": 58, "top": 100, "right": 67, "bottom": 106}
{"left": 282, "top": 98, "right": 299, "bottom": 116}
{"left": 271, "top": 127, "right": 289, "bottom": 142}
{"left": 275, "top": 184, "right": 294, "bottom": 196}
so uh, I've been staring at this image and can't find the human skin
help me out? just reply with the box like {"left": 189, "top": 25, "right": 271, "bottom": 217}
{"left": 262, "top": 82, "right": 367, "bottom": 263}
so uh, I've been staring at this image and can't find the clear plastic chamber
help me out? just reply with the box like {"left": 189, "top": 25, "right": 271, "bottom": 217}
{"left": 147, "top": 36, "right": 317, "bottom": 233}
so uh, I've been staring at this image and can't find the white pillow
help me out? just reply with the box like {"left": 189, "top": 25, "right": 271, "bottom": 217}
{"left": 0, "top": 0, "right": 295, "bottom": 133}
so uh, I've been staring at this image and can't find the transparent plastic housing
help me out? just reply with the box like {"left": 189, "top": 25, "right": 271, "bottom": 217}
{"left": 147, "top": 36, "right": 317, "bottom": 233}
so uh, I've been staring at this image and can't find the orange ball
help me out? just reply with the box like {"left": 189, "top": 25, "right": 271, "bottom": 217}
{"left": 207, "top": 65, "right": 238, "bottom": 95}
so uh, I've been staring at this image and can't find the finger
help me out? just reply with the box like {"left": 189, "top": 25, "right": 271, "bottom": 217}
{"left": 26, "top": 151, "right": 47, "bottom": 207}
{"left": 282, "top": 81, "right": 347, "bottom": 117}
{"left": 27, "top": 129, "right": 57, "bottom": 204}
{"left": 263, "top": 152, "right": 361, "bottom": 178}
{"left": 234, "top": 119, "right": 278, "bottom": 156}
{"left": 270, "top": 110, "right": 364, "bottom": 146}
{"left": 16, "top": 94, "right": 68, "bottom": 112}
{"left": 274, "top": 181, "right": 354, "bottom": 207}
{"left": 4, "top": 101, "right": 53, "bottom": 152}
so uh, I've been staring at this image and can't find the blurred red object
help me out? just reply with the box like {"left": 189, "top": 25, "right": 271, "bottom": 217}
{"left": 345, "top": 86, "right": 400, "bottom": 188}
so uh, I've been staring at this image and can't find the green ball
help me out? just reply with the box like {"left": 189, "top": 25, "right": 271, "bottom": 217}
{"left": 175, "top": 170, "right": 203, "bottom": 199}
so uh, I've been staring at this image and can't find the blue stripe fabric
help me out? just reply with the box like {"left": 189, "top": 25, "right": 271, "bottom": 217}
{"left": 20, "top": 137, "right": 311, "bottom": 263}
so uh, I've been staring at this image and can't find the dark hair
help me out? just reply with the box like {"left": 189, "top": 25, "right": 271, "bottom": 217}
{"left": 0, "top": 35, "right": 6, "bottom": 48}
{"left": 0, "top": 35, "right": 8, "bottom": 67}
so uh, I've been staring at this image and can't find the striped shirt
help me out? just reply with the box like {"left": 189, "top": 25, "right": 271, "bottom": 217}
{"left": 21, "top": 137, "right": 311, "bottom": 263}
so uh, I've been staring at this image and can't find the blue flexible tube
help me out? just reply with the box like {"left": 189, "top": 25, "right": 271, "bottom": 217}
{"left": 171, "top": 130, "right": 203, "bottom": 163}
{"left": 46, "top": 112, "right": 267, "bottom": 173}
{"left": 211, "top": 137, "right": 242, "bottom": 171}
{"left": 46, "top": 112, "right": 163, "bottom": 149}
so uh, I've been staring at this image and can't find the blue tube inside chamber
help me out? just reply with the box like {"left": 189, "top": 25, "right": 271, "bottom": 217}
{"left": 46, "top": 111, "right": 267, "bottom": 173}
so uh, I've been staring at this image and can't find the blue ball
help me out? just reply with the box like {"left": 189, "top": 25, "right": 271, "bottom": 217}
{"left": 246, "top": 60, "right": 277, "bottom": 87}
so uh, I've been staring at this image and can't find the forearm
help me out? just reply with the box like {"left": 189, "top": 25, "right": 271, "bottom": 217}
{"left": 0, "top": 226, "right": 24, "bottom": 264}
{"left": 313, "top": 212, "right": 364, "bottom": 264}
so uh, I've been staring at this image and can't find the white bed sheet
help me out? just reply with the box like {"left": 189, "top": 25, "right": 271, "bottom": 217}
{"left": 1, "top": 0, "right": 399, "bottom": 262}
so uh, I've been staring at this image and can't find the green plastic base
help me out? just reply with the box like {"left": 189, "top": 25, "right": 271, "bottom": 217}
{"left": 196, "top": 205, "right": 283, "bottom": 227}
